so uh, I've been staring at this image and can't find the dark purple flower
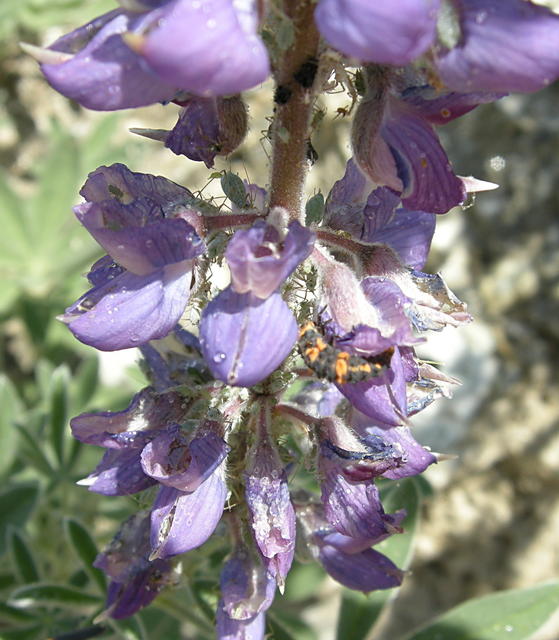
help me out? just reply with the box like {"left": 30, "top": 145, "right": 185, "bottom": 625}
{"left": 226, "top": 220, "right": 314, "bottom": 299}
{"left": 245, "top": 403, "right": 295, "bottom": 586}
{"left": 317, "top": 540, "right": 404, "bottom": 592}
{"left": 155, "top": 95, "right": 248, "bottom": 168}
{"left": 435, "top": 0, "right": 559, "bottom": 93}
{"left": 315, "top": 0, "right": 439, "bottom": 65}
{"left": 94, "top": 512, "right": 176, "bottom": 619}
{"left": 353, "top": 89, "right": 466, "bottom": 214}
{"left": 200, "top": 288, "right": 298, "bottom": 387}
{"left": 61, "top": 164, "right": 205, "bottom": 350}
{"left": 298, "top": 505, "right": 404, "bottom": 593}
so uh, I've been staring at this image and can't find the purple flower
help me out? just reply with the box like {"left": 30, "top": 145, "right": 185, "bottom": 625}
{"left": 352, "top": 85, "right": 466, "bottom": 214}
{"left": 94, "top": 512, "right": 176, "bottom": 619}
{"left": 148, "top": 421, "right": 229, "bottom": 558}
{"left": 226, "top": 220, "right": 314, "bottom": 299}
{"left": 216, "top": 605, "right": 265, "bottom": 640}
{"left": 71, "top": 387, "right": 188, "bottom": 496}
{"left": 220, "top": 546, "right": 276, "bottom": 621}
{"left": 351, "top": 407, "right": 436, "bottom": 479}
{"left": 298, "top": 505, "right": 404, "bottom": 593}
{"left": 315, "top": 0, "right": 439, "bottom": 65}
{"left": 35, "top": 0, "right": 270, "bottom": 110}
{"left": 434, "top": 0, "right": 559, "bottom": 93}
{"left": 137, "top": 0, "right": 270, "bottom": 97}
{"left": 199, "top": 289, "right": 297, "bottom": 387}
{"left": 36, "top": 9, "right": 177, "bottom": 110}
{"left": 61, "top": 164, "right": 205, "bottom": 351}
{"left": 245, "top": 403, "right": 295, "bottom": 586}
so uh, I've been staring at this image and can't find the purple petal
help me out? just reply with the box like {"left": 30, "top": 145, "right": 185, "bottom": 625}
{"left": 338, "top": 347, "right": 407, "bottom": 426}
{"left": 70, "top": 388, "right": 187, "bottom": 448}
{"left": 400, "top": 85, "right": 503, "bottom": 125}
{"left": 320, "top": 455, "right": 403, "bottom": 541}
{"left": 216, "top": 603, "right": 266, "bottom": 640}
{"left": 245, "top": 434, "right": 295, "bottom": 583}
{"left": 94, "top": 512, "right": 152, "bottom": 582}
{"left": 323, "top": 158, "right": 373, "bottom": 235}
{"left": 105, "top": 558, "right": 173, "bottom": 619}
{"left": 40, "top": 10, "right": 176, "bottom": 110}
{"left": 318, "top": 544, "right": 404, "bottom": 592}
{"left": 74, "top": 204, "right": 204, "bottom": 275}
{"left": 220, "top": 548, "right": 276, "bottom": 620}
{"left": 364, "top": 208, "right": 436, "bottom": 270}
{"left": 200, "top": 288, "right": 298, "bottom": 387}
{"left": 360, "top": 187, "right": 400, "bottom": 239}
{"left": 226, "top": 221, "right": 314, "bottom": 299}
{"left": 150, "top": 467, "right": 227, "bottom": 558}
{"left": 362, "top": 426, "right": 436, "bottom": 479}
{"left": 62, "top": 263, "right": 193, "bottom": 351}
{"left": 80, "top": 163, "right": 194, "bottom": 207}
{"left": 166, "top": 96, "right": 247, "bottom": 167}
{"left": 381, "top": 98, "right": 466, "bottom": 213}
{"left": 78, "top": 448, "right": 156, "bottom": 496}
{"left": 436, "top": 0, "right": 559, "bottom": 93}
{"left": 315, "top": 0, "right": 439, "bottom": 64}
{"left": 141, "top": 425, "right": 229, "bottom": 491}
{"left": 140, "top": 0, "right": 270, "bottom": 96}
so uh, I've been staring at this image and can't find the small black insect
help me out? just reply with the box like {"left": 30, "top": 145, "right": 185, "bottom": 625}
{"left": 274, "top": 84, "right": 293, "bottom": 105}
{"left": 293, "top": 57, "right": 318, "bottom": 88}
{"left": 306, "top": 139, "right": 318, "bottom": 165}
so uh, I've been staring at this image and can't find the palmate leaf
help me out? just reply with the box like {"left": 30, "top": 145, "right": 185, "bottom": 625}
{"left": 335, "top": 476, "right": 423, "bottom": 640}
{"left": 406, "top": 581, "right": 559, "bottom": 640}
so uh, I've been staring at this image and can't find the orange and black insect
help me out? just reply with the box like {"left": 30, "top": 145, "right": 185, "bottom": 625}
{"left": 298, "top": 321, "right": 394, "bottom": 385}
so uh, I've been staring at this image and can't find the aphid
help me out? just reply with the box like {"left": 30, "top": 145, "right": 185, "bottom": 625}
{"left": 293, "top": 57, "right": 318, "bottom": 88}
{"left": 306, "top": 139, "right": 318, "bottom": 165}
{"left": 297, "top": 321, "right": 393, "bottom": 385}
{"left": 274, "top": 84, "right": 292, "bottom": 105}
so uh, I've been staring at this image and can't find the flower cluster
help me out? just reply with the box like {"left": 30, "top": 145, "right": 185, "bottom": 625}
{"left": 29, "top": 0, "right": 559, "bottom": 637}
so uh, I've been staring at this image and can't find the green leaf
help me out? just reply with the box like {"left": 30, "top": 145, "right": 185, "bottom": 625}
{"left": 48, "top": 366, "right": 71, "bottom": 466}
{"left": 0, "top": 623, "right": 43, "bottom": 639}
{"left": 0, "top": 484, "right": 39, "bottom": 556}
{"left": 407, "top": 582, "right": 559, "bottom": 640}
{"left": 72, "top": 358, "right": 100, "bottom": 411}
{"left": 267, "top": 609, "right": 317, "bottom": 640}
{"left": 9, "top": 584, "right": 102, "bottom": 610}
{"left": 220, "top": 172, "right": 247, "bottom": 209}
{"left": 14, "top": 420, "right": 56, "bottom": 479}
{"left": 0, "top": 375, "right": 23, "bottom": 474}
{"left": 305, "top": 193, "right": 324, "bottom": 226}
{"left": 336, "top": 477, "right": 422, "bottom": 640}
{"left": 8, "top": 528, "right": 40, "bottom": 583}
{"left": 65, "top": 519, "right": 106, "bottom": 594}
{"left": 107, "top": 615, "right": 148, "bottom": 640}
{"left": 0, "top": 602, "right": 37, "bottom": 624}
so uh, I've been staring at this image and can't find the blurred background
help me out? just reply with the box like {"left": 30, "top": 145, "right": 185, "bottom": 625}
{"left": 1, "top": 1, "right": 559, "bottom": 638}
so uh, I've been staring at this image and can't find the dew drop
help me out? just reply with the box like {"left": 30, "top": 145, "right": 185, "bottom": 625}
{"left": 475, "top": 10, "right": 488, "bottom": 23}
{"left": 213, "top": 352, "right": 226, "bottom": 363}
{"left": 504, "top": 625, "right": 514, "bottom": 633}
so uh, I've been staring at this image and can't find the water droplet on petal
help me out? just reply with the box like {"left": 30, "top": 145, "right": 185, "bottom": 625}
{"left": 213, "top": 352, "right": 226, "bottom": 363}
